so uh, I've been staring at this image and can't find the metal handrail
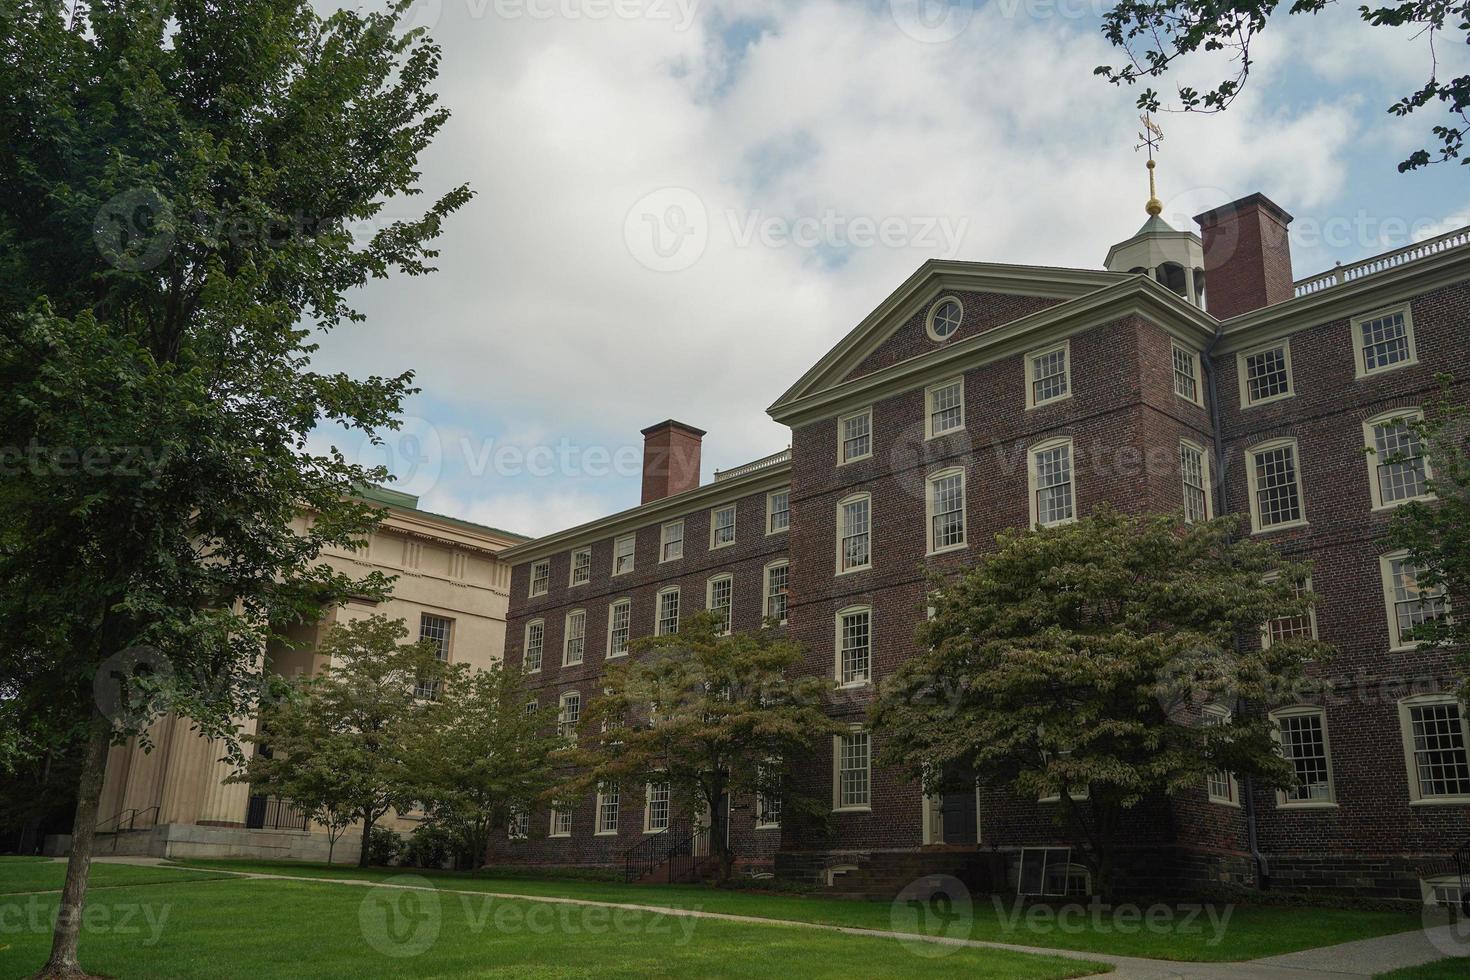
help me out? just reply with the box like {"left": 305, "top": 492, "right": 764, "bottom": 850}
{"left": 1455, "top": 838, "right": 1470, "bottom": 918}
{"left": 623, "top": 818, "right": 713, "bottom": 884}
{"left": 245, "top": 794, "right": 309, "bottom": 832}
{"left": 1294, "top": 225, "right": 1470, "bottom": 297}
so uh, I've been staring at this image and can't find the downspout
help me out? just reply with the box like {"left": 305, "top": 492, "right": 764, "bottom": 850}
{"left": 1201, "top": 325, "right": 1270, "bottom": 891}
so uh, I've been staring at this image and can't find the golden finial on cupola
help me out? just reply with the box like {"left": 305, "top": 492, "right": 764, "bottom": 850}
{"left": 1136, "top": 112, "right": 1165, "bottom": 217}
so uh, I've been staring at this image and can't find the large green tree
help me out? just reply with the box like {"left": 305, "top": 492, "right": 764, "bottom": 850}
{"left": 0, "top": 3, "right": 468, "bottom": 975}
{"left": 870, "top": 508, "right": 1332, "bottom": 898}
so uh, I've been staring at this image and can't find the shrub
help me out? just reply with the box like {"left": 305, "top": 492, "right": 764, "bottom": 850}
{"left": 365, "top": 826, "right": 403, "bottom": 866}
{"left": 400, "top": 823, "right": 456, "bottom": 869}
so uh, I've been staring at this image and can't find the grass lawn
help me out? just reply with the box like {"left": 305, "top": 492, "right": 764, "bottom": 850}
{"left": 0, "top": 858, "right": 230, "bottom": 895}
{"left": 166, "top": 858, "right": 1422, "bottom": 962}
{"left": 1375, "top": 960, "right": 1470, "bottom": 979}
{"left": 0, "top": 873, "right": 1102, "bottom": 979}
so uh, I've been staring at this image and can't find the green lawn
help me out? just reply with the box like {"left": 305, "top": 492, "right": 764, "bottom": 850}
{"left": 0, "top": 873, "right": 1101, "bottom": 979}
{"left": 1376, "top": 960, "right": 1470, "bottom": 979}
{"left": 0, "top": 858, "right": 230, "bottom": 895}
{"left": 166, "top": 858, "right": 1423, "bottom": 962}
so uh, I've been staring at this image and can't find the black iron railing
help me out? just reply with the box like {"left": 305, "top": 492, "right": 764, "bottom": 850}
{"left": 623, "top": 819, "right": 711, "bottom": 884}
{"left": 96, "top": 806, "right": 159, "bottom": 834}
{"left": 1455, "top": 838, "right": 1470, "bottom": 917}
{"left": 245, "top": 794, "right": 308, "bottom": 831}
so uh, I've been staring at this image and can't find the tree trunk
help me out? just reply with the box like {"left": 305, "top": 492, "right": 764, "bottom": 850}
{"left": 34, "top": 712, "right": 112, "bottom": 979}
{"left": 359, "top": 812, "right": 374, "bottom": 867}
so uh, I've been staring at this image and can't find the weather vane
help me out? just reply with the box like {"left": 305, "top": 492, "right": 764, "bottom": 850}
{"left": 1135, "top": 113, "right": 1165, "bottom": 217}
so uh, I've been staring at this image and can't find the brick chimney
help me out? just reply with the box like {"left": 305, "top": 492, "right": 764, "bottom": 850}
{"left": 1192, "top": 193, "right": 1295, "bottom": 319}
{"left": 640, "top": 420, "right": 705, "bottom": 504}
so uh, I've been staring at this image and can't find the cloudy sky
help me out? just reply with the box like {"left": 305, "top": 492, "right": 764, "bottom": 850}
{"left": 316, "top": 0, "right": 1469, "bottom": 537}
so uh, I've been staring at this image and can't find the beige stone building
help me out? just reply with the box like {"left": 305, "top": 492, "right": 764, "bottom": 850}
{"left": 93, "top": 487, "right": 525, "bottom": 862}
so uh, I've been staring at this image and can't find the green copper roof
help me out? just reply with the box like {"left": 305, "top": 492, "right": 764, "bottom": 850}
{"left": 354, "top": 484, "right": 530, "bottom": 543}
{"left": 1134, "top": 213, "right": 1177, "bottom": 236}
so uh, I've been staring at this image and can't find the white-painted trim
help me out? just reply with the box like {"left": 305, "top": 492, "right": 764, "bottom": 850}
{"left": 659, "top": 519, "right": 684, "bottom": 563}
{"left": 612, "top": 532, "right": 636, "bottom": 577}
{"left": 832, "top": 726, "right": 872, "bottom": 813}
{"left": 1024, "top": 339, "right": 1072, "bottom": 410}
{"left": 606, "top": 598, "right": 631, "bottom": 659}
{"left": 1269, "top": 705, "right": 1336, "bottom": 807}
{"left": 528, "top": 559, "right": 550, "bottom": 597}
{"left": 1171, "top": 342, "right": 1204, "bottom": 407}
{"left": 1397, "top": 694, "right": 1470, "bottom": 805}
{"left": 1179, "top": 438, "right": 1213, "bottom": 523}
{"left": 562, "top": 609, "right": 586, "bottom": 666}
{"left": 654, "top": 585, "right": 681, "bottom": 636}
{"left": 523, "top": 619, "right": 545, "bottom": 673}
{"left": 925, "top": 294, "right": 965, "bottom": 342}
{"left": 1379, "top": 550, "right": 1450, "bottom": 652}
{"left": 1028, "top": 436, "right": 1076, "bottom": 528}
{"left": 595, "top": 782, "right": 620, "bottom": 835}
{"left": 837, "top": 407, "right": 875, "bottom": 465}
{"left": 835, "top": 492, "right": 874, "bottom": 575}
{"left": 766, "top": 487, "right": 791, "bottom": 536}
{"left": 925, "top": 466, "right": 968, "bottom": 554}
{"left": 706, "top": 573, "right": 734, "bottom": 635}
{"left": 1353, "top": 304, "right": 1419, "bottom": 379}
{"left": 709, "top": 503, "right": 737, "bottom": 551}
{"left": 763, "top": 559, "right": 790, "bottom": 625}
{"left": 924, "top": 377, "right": 966, "bottom": 440}
{"left": 569, "top": 546, "right": 591, "bottom": 587}
{"left": 1236, "top": 339, "right": 1295, "bottom": 409}
{"left": 1363, "top": 408, "right": 1434, "bottom": 512}
{"left": 1245, "top": 437, "right": 1308, "bottom": 534}
{"left": 834, "top": 604, "right": 873, "bottom": 688}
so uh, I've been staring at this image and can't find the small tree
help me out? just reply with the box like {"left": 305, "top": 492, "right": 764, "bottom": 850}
{"left": 569, "top": 613, "right": 844, "bottom": 882}
{"left": 234, "top": 617, "right": 443, "bottom": 867}
{"left": 408, "top": 662, "right": 564, "bottom": 869}
{"left": 870, "top": 508, "right": 1331, "bottom": 898}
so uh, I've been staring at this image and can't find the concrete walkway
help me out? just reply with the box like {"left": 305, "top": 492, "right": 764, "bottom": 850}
{"left": 73, "top": 858, "right": 1468, "bottom": 978}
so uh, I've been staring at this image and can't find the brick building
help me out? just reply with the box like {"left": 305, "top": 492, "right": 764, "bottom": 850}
{"left": 496, "top": 191, "right": 1470, "bottom": 904}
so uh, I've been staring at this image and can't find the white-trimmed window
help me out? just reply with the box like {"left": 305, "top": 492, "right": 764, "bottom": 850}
{"left": 837, "top": 493, "right": 872, "bottom": 573}
{"left": 707, "top": 574, "right": 733, "bottom": 635}
{"left": 767, "top": 488, "right": 790, "bottom": 535}
{"left": 1271, "top": 707, "right": 1335, "bottom": 806}
{"left": 644, "top": 782, "right": 670, "bottom": 833}
{"left": 764, "top": 560, "right": 789, "bottom": 625}
{"left": 569, "top": 547, "right": 591, "bottom": 586}
{"left": 507, "top": 806, "right": 529, "bottom": 840}
{"left": 415, "top": 614, "right": 453, "bottom": 698}
{"left": 926, "top": 468, "right": 967, "bottom": 553}
{"left": 1026, "top": 341, "right": 1071, "bottom": 408}
{"left": 710, "top": 504, "right": 737, "bottom": 549}
{"left": 562, "top": 609, "right": 586, "bottom": 666}
{"left": 1202, "top": 705, "right": 1238, "bottom": 805}
{"left": 1398, "top": 696, "right": 1470, "bottom": 803}
{"left": 926, "top": 378, "right": 965, "bottom": 438}
{"left": 926, "top": 296, "right": 963, "bottom": 341}
{"left": 1380, "top": 552, "right": 1449, "bottom": 651}
{"left": 1029, "top": 438, "right": 1075, "bottom": 527}
{"left": 1354, "top": 306, "right": 1417, "bottom": 377}
{"left": 523, "top": 620, "right": 545, "bottom": 672}
{"left": 660, "top": 520, "right": 684, "bottom": 562}
{"left": 836, "top": 605, "right": 872, "bottom": 687}
{"left": 549, "top": 807, "right": 572, "bottom": 838}
{"left": 607, "top": 599, "right": 631, "bottom": 658}
{"left": 558, "top": 691, "right": 581, "bottom": 741}
{"left": 1179, "top": 440, "right": 1211, "bottom": 523}
{"left": 1422, "top": 875, "right": 1468, "bottom": 909}
{"left": 655, "top": 586, "right": 681, "bottom": 636}
{"left": 838, "top": 408, "right": 873, "bottom": 464}
{"left": 1263, "top": 575, "right": 1318, "bottom": 648}
{"left": 833, "top": 729, "right": 871, "bottom": 811}
{"left": 1172, "top": 344, "right": 1202, "bottom": 405}
{"left": 1246, "top": 438, "right": 1306, "bottom": 532}
{"left": 525, "top": 697, "right": 538, "bottom": 716}
{"left": 1364, "top": 410, "right": 1432, "bottom": 510}
{"left": 612, "top": 533, "right": 636, "bottom": 576}
{"left": 756, "top": 764, "right": 782, "bottom": 829}
{"left": 529, "top": 560, "right": 550, "bottom": 597}
{"left": 1238, "top": 340, "right": 1294, "bottom": 406}
{"left": 596, "top": 782, "right": 621, "bottom": 835}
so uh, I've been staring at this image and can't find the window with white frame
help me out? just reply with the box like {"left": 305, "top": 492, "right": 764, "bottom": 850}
{"left": 1381, "top": 552, "right": 1449, "bottom": 651}
{"left": 1202, "top": 706, "right": 1238, "bottom": 805}
{"left": 563, "top": 609, "right": 585, "bottom": 666}
{"left": 926, "top": 378, "right": 965, "bottom": 438}
{"left": 1354, "top": 307, "right": 1417, "bottom": 377}
{"left": 767, "top": 488, "right": 790, "bottom": 534}
{"left": 834, "top": 730, "right": 871, "bottom": 810}
{"left": 837, "top": 494, "right": 872, "bottom": 573}
{"left": 707, "top": 575, "right": 733, "bottom": 635}
{"left": 655, "top": 587, "right": 681, "bottom": 636}
{"left": 525, "top": 697, "right": 538, "bottom": 715}
{"left": 523, "top": 620, "right": 545, "bottom": 672}
{"left": 416, "top": 614, "right": 453, "bottom": 698}
{"left": 1263, "top": 576, "right": 1317, "bottom": 648}
{"left": 710, "top": 504, "right": 736, "bottom": 549}
{"left": 549, "top": 807, "right": 572, "bottom": 837}
{"left": 927, "top": 468, "right": 966, "bottom": 553}
{"left": 613, "top": 533, "right": 636, "bottom": 576}
{"left": 1172, "top": 344, "right": 1201, "bottom": 404}
{"left": 570, "top": 547, "right": 591, "bottom": 586}
{"left": 644, "top": 782, "right": 670, "bottom": 833}
{"left": 764, "top": 560, "right": 789, "bottom": 625}
{"left": 1026, "top": 342, "right": 1071, "bottom": 408}
{"left": 1030, "top": 439, "right": 1075, "bottom": 527}
{"left": 660, "top": 520, "right": 684, "bottom": 562}
{"left": 1272, "top": 708, "right": 1334, "bottom": 805}
{"left": 607, "top": 599, "right": 631, "bottom": 658}
{"left": 529, "top": 560, "right": 550, "bottom": 597}
{"left": 1365, "top": 410, "right": 1431, "bottom": 509}
{"left": 1179, "top": 441, "right": 1211, "bottom": 523}
{"left": 1247, "top": 439, "right": 1306, "bottom": 532}
{"left": 596, "top": 782, "right": 620, "bottom": 834}
{"left": 837, "top": 606, "right": 872, "bottom": 687}
{"left": 838, "top": 409, "right": 873, "bottom": 463}
{"left": 1399, "top": 696, "right": 1470, "bottom": 802}
{"left": 1422, "top": 875, "right": 1468, "bottom": 909}
{"left": 756, "top": 762, "right": 782, "bottom": 828}
{"left": 926, "top": 296, "right": 963, "bottom": 341}
{"left": 508, "top": 806, "right": 529, "bottom": 840}
{"left": 1239, "top": 341, "right": 1293, "bottom": 406}
{"left": 558, "top": 691, "right": 581, "bottom": 740}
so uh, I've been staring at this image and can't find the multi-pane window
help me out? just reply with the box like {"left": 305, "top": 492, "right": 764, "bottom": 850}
{"left": 1032, "top": 441, "right": 1074, "bottom": 527}
{"left": 530, "top": 560, "right": 550, "bottom": 597}
{"left": 1180, "top": 441, "right": 1209, "bottom": 523}
{"left": 607, "top": 600, "right": 631, "bottom": 658}
{"left": 1384, "top": 555, "right": 1449, "bottom": 649}
{"left": 707, "top": 576, "right": 733, "bottom": 635}
{"left": 1173, "top": 345, "right": 1200, "bottom": 403}
{"left": 1367, "top": 413, "right": 1429, "bottom": 508}
{"left": 525, "top": 698, "right": 538, "bottom": 715}
{"left": 838, "top": 495, "right": 872, "bottom": 572}
{"left": 1264, "top": 577, "right": 1316, "bottom": 648}
{"left": 645, "top": 782, "right": 670, "bottom": 833}
{"left": 570, "top": 547, "right": 591, "bottom": 586}
{"left": 660, "top": 520, "right": 684, "bottom": 562}
{"left": 524, "top": 620, "right": 545, "bottom": 672}
{"left": 765, "top": 561, "right": 790, "bottom": 625}
{"left": 416, "top": 614, "right": 452, "bottom": 697}
{"left": 563, "top": 610, "right": 586, "bottom": 666}
{"left": 838, "top": 607, "right": 872, "bottom": 686}
{"left": 613, "top": 534, "right": 636, "bottom": 576}
{"left": 1242, "top": 343, "right": 1292, "bottom": 405}
{"left": 1028, "top": 343, "right": 1070, "bottom": 407}
{"left": 1275, "top": 710, "right": 1333, "bottom": 804}
{"left": 656, "top": 588, "right": 681, "bottom": 636}
{"left": 1357, "top": 309, "right": 1414, "bottom": 375}
{"left": 596, "top": 782, "right": 620, "bottom": 834}
{"left": 1202, "top": 707, "right": 1236, "bottom": 805}
{"left": 756, "top": 763, "right": 782, "bottom": 828}
{"left": 839, "top": 409, "right": 873, "bottom": 463}
{"left": 928, "top": 469, "right": 966, "bottom": 552}
{"left": 711, "top": 505, "right": 736, "bottom": 549}
{"left": 836, "top": 731, "right": 871, "bottom": 810}
{"left": 550, "top": 807, "right": 572, "bottom": 837}
{"left": 508, "top": 806, "right": 529, "bottom": 840}
{"left": 1403, "top": 701, "right": 1470, "bottom": 800}
{"left": 927, "top": 379, "right": 964, "bottom": 437}
{"left": 558, "top": 692, "right": 581, "bottom": 740}
{"left": 767, "top": 489, "right": 790, "bottom": 534}
{"left": 928, "top": 297, "right": 963, "bottom": 340}
{"left": 1248, "top": 440, "right": 1304, "bottom": 530}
